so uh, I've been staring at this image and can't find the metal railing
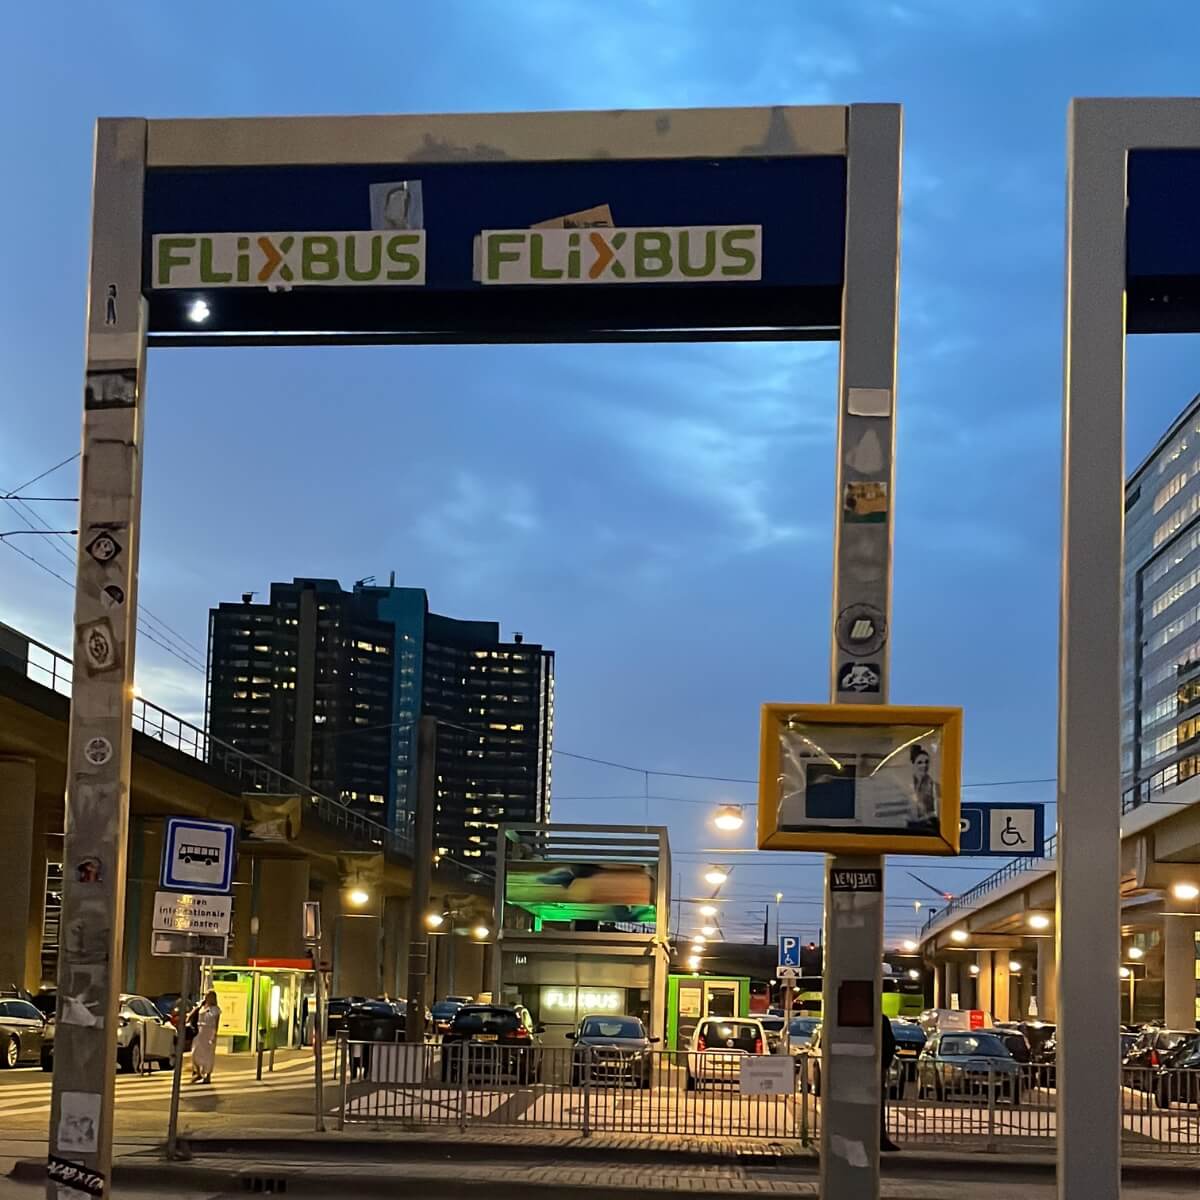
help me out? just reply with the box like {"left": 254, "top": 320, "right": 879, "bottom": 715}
{"left": 330, "top": 1041, "right": 1199, "bottom": 1154}
{"left": 7, "top": 624, "right": 413, "bottom": 859}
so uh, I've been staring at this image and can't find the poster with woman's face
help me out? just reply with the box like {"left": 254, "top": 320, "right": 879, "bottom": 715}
{"left": 776, "top": 721, "right": 944, "bottom": 836}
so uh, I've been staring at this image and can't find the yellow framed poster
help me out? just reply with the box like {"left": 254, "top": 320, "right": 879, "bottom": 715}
{"left": 757, "top": 703, "right": 962, "bottom": 854}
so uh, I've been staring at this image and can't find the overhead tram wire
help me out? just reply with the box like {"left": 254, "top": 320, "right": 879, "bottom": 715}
{"left": 5, "top": 458, "right": 209, "bottom": 669}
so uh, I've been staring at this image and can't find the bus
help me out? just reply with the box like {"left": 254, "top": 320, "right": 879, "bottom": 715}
{"left": 785, "top": 973, "right": 925, "bottom": 1021}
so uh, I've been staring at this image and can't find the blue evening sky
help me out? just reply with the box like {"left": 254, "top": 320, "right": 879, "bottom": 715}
{"left": 1, "top": 2, "right": 1197, "bottom": 945}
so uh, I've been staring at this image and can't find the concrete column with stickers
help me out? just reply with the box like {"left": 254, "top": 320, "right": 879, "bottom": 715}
{"left": 48, "top": 118, "right": 148, "bottom": 1200}
{"left": 820, "top": 105, "right": 902, "bottom": 1200}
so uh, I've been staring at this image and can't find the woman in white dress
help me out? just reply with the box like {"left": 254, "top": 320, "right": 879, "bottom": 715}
{"left": 189, "top": 991, "right": 221, "bottom": 1084}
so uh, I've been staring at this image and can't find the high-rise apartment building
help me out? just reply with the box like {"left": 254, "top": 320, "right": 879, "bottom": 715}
{"left": 1124, "top": 395, "right": 1200, "bottom": 799}
{"left": 206, "top": 578, "right": 554, "bottom": 866}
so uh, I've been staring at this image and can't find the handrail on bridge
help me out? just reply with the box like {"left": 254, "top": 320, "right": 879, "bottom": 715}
{"left": 920, "top": 763, "right": 1183, "bottom": 938}
{"left": 3, "top": 623, "right": 413, "bottom": 860}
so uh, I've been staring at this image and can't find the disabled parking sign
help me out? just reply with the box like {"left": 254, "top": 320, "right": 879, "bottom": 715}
{"left": 161, "top": 816, "right": 237, "bottom": 893}
{"left": 958, "top": 803, "right": 1044, "bottom": 857}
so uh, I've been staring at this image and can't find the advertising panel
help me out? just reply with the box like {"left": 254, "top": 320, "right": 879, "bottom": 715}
{"left": 505, "top": 859, "right": 656, "bottom": 927}
{"left": 757, "top": 704, "right": 962, "bottom": 854}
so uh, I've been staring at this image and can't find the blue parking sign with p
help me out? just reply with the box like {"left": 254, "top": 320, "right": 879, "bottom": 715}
{"left": 778, "top": 935, "right": 800, "bottom": 968}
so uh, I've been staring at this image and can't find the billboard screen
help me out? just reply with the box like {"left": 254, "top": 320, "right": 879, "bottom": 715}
{"left": 504, "top": 860, "right": 656, "bottom": 928}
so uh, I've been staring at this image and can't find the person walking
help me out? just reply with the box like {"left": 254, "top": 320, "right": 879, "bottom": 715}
{"left": 189, "top": 990, "right": 221, "bottom": 1084}
{"left": 880, "top": 1012, "right": 900, "bottom": 1152}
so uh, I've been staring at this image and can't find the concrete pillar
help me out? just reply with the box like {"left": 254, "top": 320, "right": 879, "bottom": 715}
{"left": 123, "top": 820, "right": 173, "bottom": 997}
{"left": 453, "top": 938, "right": 484, "bottom": 998}
{"left": 228, "top": 852, "right": 256, "bottom": 965}
{"left": 976, "top": 952, "right": 993, "bottom": 1015}
{"left": 24, "top": 802, "right": 49, "bottom": 992}
{"left": 992, "top": 956, "right": 1011, "bottom": 1022}
{"left": 1163, "top": 914, "right": 1200, "bottom": 1031}
{"left": 382, "top": 896, "right": 410, "bottom": 999}
{"left": 433, "top": 926, "right": 451, "bottom": 1002}
{"left": 1037, "top": 938, "right": 1058, "bottom": 1022}
{"left": 1018, "top": 961, "right": 1034, "bottom": 1020}
{"left": 334, "top": 912, "right": 382, "bottom": 997}
{"left": 961, "top": 968, "right": 977, "bottom": 1010}
{"left": 932, "top": 963, "right": 942, "bottom": 1008}
{"left": 0, "top": 759, "right": 37, "bottom": 991}
{"left": 255, "top": 858, "right": 311, "bottom": 960}
{"left": 945, "top": 961, "right": 961, "bottom": 1008}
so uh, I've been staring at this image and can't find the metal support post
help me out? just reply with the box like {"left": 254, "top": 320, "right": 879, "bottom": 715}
{"left": 1059, "top": 99, "right": 1126, "bottom": 1200}
{"left": 165, "top": 957, "right": 191, "bottom": 1159}
{"left": 406, "top": 716, "right": 436, "bottom": 1042}
{"left": 48, "top": 117, "right": 148, "bottom": 1200}
{"left": 311, "top": 944, "right": 326, "bottom": 1132}
{"left": 820, "top": 103, "right": 902, "bottom": 1200}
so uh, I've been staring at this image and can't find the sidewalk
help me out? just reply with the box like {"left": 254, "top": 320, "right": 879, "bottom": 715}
{"left": 8, "top": 1124, "right": 1199, "bottom": 1197}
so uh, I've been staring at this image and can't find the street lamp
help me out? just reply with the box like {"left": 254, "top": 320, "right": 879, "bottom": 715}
{"left": 968, "top": 964, "right": 981, "bottom": 976}
{"left": 424, "top": 911, "right": 445, "bottom": 929}
{"left": 1008, "top": 960, "right": 1022, "bottom": 974}
{"left": 472, "top": 924, "right": 490, "bottom": 941}
{"left": 1118, "top": 966, "right": 1131, "bottom": 979}
{"left": 704, "top": 866, "right": 729, "bottom": 887}
{"left": 901, "top": 939, "right": 918, "bottom": 954}
{"left": 686, "top": 955, "right": 702, "bottom": 971}
{"left": 700, "top": 904, "right": 718, "bottom": 918}
{"left": 1127, "top": 945, "right": 1144, "bottom": 960}
{"left": 713, "top": 804, "right": 745, "bottom": 832}
{"left": 702, "top": 924, "right": 718, "bottom": 937}
{"left": 907, "top": 969, "right": 920, "bottom": 981}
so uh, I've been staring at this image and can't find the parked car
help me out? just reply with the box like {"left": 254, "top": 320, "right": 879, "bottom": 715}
{"left": 1124, "top": 1028, "right": 1195, "bottom": 1089}
{"left": 326, "top": 996, "right": 369, "bottom": 1038}
{"left": 0, "top": 997, "right": 51, "bottom": 1069}
{"left": 30, "top": 991, "right": 56, "bottom": 1020}
{"left": 891, "top": 1019, "right": 929, "bottom": 1082}
{"left": 799, "top": 1022, "right": 825, "bottom": 1094}
{"left": 41, "top": 993, "right": 177, "bottom": 1074}
{"left": 441, "top": 1004, "right": 544, "bottom": 1083}
{"left": 1152, "top": 1033, "right": 1200, "bottom": 1108}
{"left": 432, "top": 997, "right": 470, "bottom": 1037}
{"left": 786, "top": 1016, "right": 821, "bottom": 1055}
{"left": 757, "top": 1013, "right": 786, "bottom": 1053}
{"left": 979, "top": 1027, "right": 1031, "bottom": 1064}
{"left": 917, "top": 1031, "right": 1021, "bottom": 1103}
{"left": 568, "top": 1014, "right": 656, "bottom": 1087}
{"left": 685, "top": 1016, "right": 767, "bottom": 1091}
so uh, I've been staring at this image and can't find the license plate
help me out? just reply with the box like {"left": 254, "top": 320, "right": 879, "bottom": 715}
{"left": 476, "top": 1034, "right": 498, "bottom": 1042}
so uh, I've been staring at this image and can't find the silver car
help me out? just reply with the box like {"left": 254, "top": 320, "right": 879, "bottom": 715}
{"left": 917, "top": 1031, "right": 1021, "bottom": 1104}
{"left": 43, "top": 993, "right": 177, "bottom": 1074}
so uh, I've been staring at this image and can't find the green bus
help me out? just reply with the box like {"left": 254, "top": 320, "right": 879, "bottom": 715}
{"left": 790, "top": 974, "right": 924, "bottom": 1021}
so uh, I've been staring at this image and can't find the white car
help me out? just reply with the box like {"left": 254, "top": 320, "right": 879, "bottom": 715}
{"left": 685, "top": 1017, "right": 768, "bottom": 1089}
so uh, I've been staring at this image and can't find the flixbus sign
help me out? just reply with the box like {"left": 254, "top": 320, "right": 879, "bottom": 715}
{"left": 480, "top": 226, "right": 762, "bottom": 285}
{"left": 151, "top": 231, "right": 426, "bottom": 288}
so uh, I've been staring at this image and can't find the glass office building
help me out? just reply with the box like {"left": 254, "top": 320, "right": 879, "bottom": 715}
{"left": 1124, "top": 394, "right": 1200, "bottom": 799}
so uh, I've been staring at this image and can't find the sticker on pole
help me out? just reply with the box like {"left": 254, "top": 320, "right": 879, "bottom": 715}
{"left": 757, "top": 703, "right": 963, "bottom": 855}
{"left": 161, "top": 816, "right": 236, "bottom": 894}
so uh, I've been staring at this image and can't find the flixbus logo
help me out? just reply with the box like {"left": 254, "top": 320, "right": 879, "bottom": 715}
{"left": 479, "top": 225, "right": 761, "bottom": 286}
{"left": 151, "top": 231, "right": 426, "bottom": 289}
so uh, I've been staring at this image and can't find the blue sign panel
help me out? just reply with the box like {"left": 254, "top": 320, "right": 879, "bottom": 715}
{"left": 161, "top": 816, "right": 237, "bottom": 894}
{"left": 778, "top": 935, "right": 801, "bottom": 968}
{"left": 141, "top": 156, "right": 847, "bottom": 342}
{"left": 958, "top": 803, "right": 1044, "bottom": 858}
{"left": 1127, "top": 150, "right": 1200, "bottom": 333}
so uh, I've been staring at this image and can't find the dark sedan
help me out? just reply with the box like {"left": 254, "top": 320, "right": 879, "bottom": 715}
{"left": 1124, "top": 1028, "right": 1195, "bottom": 1090}
{"left": 568, "top": 1015, "right": 657, "bottom": 1087}
{"left": 1153, "top": 1033, "right": 1200, "bottom": 1108}
{"left": 0, "top": 998, "right": 51, "bottom": 1069}
{"left": 441, "top": 1005, "right": 544, "bottom": 1084}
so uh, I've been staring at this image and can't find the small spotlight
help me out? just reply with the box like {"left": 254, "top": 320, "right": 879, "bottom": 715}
{"left": 472, "top": 924, "right": 490, "bottom": 940}
{"left": 348, "top": 888, "right": 369, "bottom": 907}
{"left": 968, "top": 964, "right": 980, "bottom": 976}
{"left": 1127, "top": 946, "right": 1144, "bottom": 960}
{"left": 1171, "top": 882, "right": 1199, "bottom": 902}
{"left": 704, "top": 867, "right": 729, "bottom": 886}
{"left": 907, "top": 969, "right": 920, "bottom": 981}
{"left": 686, "top": 955, "right": 701, "bottom": 971}
{"left": 700, "top": 904, "right": 718, "bottom": 918}
{"left": 1008, "top": 960, "right": 1022, "bottom": 974}
{"left": 901, "top": 939, "right": 918, "bottom": 953}
{"left": 1119, "top": 966, "right": 1131, "bottom": 979}
{"left": 187, "top": 299, "right": 211, "bottom": 323}
{"left": 702, "top": 925, "right": 718, "bottom": 937}
{"left": 424, "top": 911, "right": 445, "bottom": 929}
{"left": 950, "top": 929, "right": 968, "bottom": 944}
{"left": 1028, "top": 913, "right": 1051, "bottom": 930}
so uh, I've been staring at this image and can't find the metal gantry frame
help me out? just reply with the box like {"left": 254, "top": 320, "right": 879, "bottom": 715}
{"left": 1059, "top": 97, "right": 1200, "bottom": 1200}
{"left": 54, "top": 103, "right": 903, "bottom": 1198}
